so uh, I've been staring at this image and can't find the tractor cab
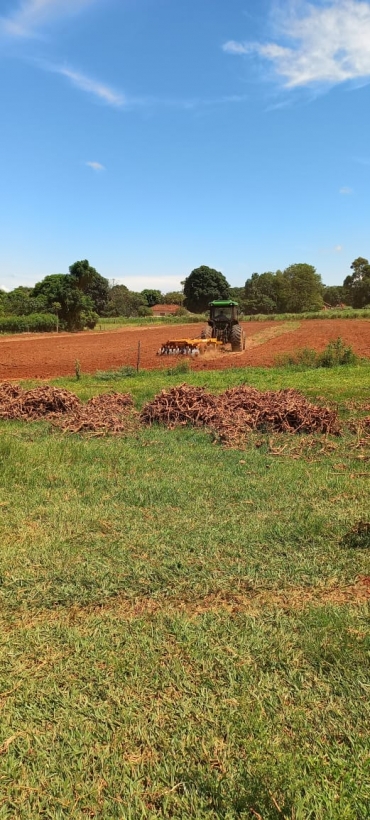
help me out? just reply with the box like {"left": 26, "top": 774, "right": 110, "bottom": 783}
{"left": 210, "top": 300, "right": 239, "bottom": 326}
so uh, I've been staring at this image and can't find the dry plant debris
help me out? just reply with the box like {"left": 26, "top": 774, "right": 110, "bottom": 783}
{"left": 140, "top": 384, "right": 341, "bottom": 445}
{"left": 0, "top": 382, "right": 81, "bottom": 420}
{"left": 347, "top": 416, "right": 370, "bottom": 451}
{"left": 55, "top": 392, "right": 137, "bottom": 436}
{"left": 0, "top": 382, "right": 136, "bottom": 436}
{"left": 0, "top": 381, "right": 345, "bottom": 442}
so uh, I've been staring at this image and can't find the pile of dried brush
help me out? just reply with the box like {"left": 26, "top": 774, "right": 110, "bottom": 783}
{"left": 140, "top": 383, "right": 341, "bottom": 445}
{"left": 54, "top": 392, "right": 137, "bottom": 436}
{"left": 140, "top": 384, "right": 218, "bottom": 429}
{"left": 0, "top": 382, "right": 136, "bottom": 436}
{"left": 215, "top": 386, "right": 341, "bottom": 443}
{"left": 0, "top": 380, "right": 341, "bottom": 443}
{"left": 0, "top": 382, "right": 81, "bottom": 421}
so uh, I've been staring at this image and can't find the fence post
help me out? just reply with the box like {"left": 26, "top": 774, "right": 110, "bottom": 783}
{"left": 136, "top": 340, "right": 141, "bottom": 373}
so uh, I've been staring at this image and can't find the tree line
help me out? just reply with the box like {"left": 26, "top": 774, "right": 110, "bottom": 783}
{"left": 183, "top": 259, "right": 370, "bottom": 314}
{"left": 0, "top": 257, "right": 369, "bottom": 331}
{"left": 0, "top": 261, "right": 185, "bottom": 331}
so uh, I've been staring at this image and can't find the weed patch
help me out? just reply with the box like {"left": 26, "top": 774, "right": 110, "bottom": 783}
{"left": 276, "top": 337, "right": 358, "bottom": 368}
{"left": 342, "top": 521, "right": 370, "bottom": 550}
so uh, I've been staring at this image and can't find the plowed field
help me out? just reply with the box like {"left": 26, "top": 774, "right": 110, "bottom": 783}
{"left": 0, "top": 319, "right": 369, "bottom": 379}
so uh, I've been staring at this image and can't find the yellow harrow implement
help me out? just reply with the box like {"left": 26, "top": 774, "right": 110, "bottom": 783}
{"left": 157, "top": 337, "right": 224, "bottom": 356}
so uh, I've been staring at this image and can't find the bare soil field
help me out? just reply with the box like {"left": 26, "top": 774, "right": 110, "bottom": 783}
{"left": 0, "top": 319, "right": 369, "bottom": 379}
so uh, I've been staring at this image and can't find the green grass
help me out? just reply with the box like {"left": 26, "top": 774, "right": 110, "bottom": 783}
{"left": 95, "top": 314, "right": 207, "bottom": 330}
{"left": 37, "top": 359, "right": 370, "bottom": 406}
{"left": 241, "top": 308, "right": 370, "bottom": 322}
{"left": 0, "top": 363, "right": 369, "bottom": 818}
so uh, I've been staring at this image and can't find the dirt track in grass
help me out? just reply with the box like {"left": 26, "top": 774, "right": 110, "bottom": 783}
{"left": 2, "top": 577, "right": 369, "bottom": 634}
{"left": 0, "top": 319, "right": 369, "bottom": 379}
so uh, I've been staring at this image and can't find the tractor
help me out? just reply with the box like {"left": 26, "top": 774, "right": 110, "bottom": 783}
{"left": 157, "top": 299, "right": 246, "bottom": 356}
{"left": 201, "top": 300, "right": 246, "bottom": 351}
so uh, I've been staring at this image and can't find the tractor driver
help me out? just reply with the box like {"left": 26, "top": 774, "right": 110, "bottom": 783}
{"left": 215, "top": 309, "right": 229, "bottom": 322}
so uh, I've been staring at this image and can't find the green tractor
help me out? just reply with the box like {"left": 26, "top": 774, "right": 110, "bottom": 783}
{"left": 201, "top": 300, "right": 246, "bottom": 351}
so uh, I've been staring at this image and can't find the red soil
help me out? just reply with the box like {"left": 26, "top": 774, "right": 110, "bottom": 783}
{"left": 0, "top": 319, "right": 369, "bottom": 380}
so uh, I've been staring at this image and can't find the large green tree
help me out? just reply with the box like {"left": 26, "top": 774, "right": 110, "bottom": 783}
{"left": 243, "top": 265, "right": 324, "bottom": 314}
{"left": 69, "top": 260, "right": 109, "bottom": 315}
{"left": 244, "top": 272, "right": 283, "bottom": 314}
{"left": 343, "top": 257, "right": 370, "bottom": 308}
{"left": 281, "top": 263, "right": 324, "bottom": 312}
{"left": 32, "top": 274, "right": 97, "bottom": 330}
{"left": 183, "top": 265, "right": 230, "bottom": 313}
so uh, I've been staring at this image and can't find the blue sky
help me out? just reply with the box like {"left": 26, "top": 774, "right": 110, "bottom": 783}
{"left": 1, "top": 0, "right": 369, "bottom": 293}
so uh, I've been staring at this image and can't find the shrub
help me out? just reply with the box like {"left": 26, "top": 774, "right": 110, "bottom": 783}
{"left": 0, "top": 313, "right": 57, "bottom": 333}
{"left": 275, "top": 348, "right": 317, "bottom": 367}
{"left": 276, "top": 338, "right": 358, "bottom": 368}
{"left": 318, "top": 337, "right": 358, "bottom": 367}
{"left": 137, "top": 306, "right": 152, "bottom": 317}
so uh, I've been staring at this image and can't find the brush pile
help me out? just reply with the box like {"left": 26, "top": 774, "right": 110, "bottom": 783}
{"left": 217, "top": 386, "right": 341, "bottom": 442}
{"left": 55, "top": 392, "right": 137, "bottom": 436}
{"left": 141, "top": 384, "right": 219, "bottom": 429}
{"left": 0, "top": 382, "right": 136, "bottom": 436}
{"left": 0, "top": 381, "right": 341, "bottom": 443}
{"left": 140, "top": 383, "right": 341, "bottom": 444}
{"left": 0, "top": 382, "right": 81, "bottom": 420}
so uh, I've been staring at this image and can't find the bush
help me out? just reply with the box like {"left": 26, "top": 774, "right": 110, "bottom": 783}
{"left": 276, "top": 349, "right": 317, "bottom": 367}
{"left": 0, "top": 313, "right": 58, "bottom": 334}
{"left": 276, "top": 338, "right": 358, "bottom": 368}
{"left": 318, "top": 337, "right": 358, "bottom": 367}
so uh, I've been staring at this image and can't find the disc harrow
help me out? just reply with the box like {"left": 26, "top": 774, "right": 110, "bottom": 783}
{"left": 157, "top": 338, "right": 223, "bottom": 356}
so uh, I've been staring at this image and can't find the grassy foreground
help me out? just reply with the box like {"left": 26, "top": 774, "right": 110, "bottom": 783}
{"left": 0, "top": 364, "right": 369, "bottom": 819}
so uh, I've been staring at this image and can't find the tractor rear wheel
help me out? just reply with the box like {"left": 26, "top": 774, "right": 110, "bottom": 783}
{"left": 201, "top": 325, "right": 212, "bottom": 340}
{"left": 230, "top": 325, "right": 245, "bottom": 352}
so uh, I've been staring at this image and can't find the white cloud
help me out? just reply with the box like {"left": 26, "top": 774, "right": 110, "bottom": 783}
{"left": 0, "top": 0, "right": 96, "bottom": 38}
{"left": 340, "top": 186, "right": 353, "bottom": 194}
{"left": 86, "top": 161, "right": 105, "bottom": 171}
{"left": 48, "top": 64, "right": 125, "bottom": 107}
{"left": 223, "top": 1, "right": 370, "bottom": 88}
{"left": 334, "top": 244, "right": 343, "bottom": 251}
{"left": 43, "top": 67, "right": 243, "bottom": 109}
{"left": 223, "top": 40, "right": 251, "bottom": 55}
